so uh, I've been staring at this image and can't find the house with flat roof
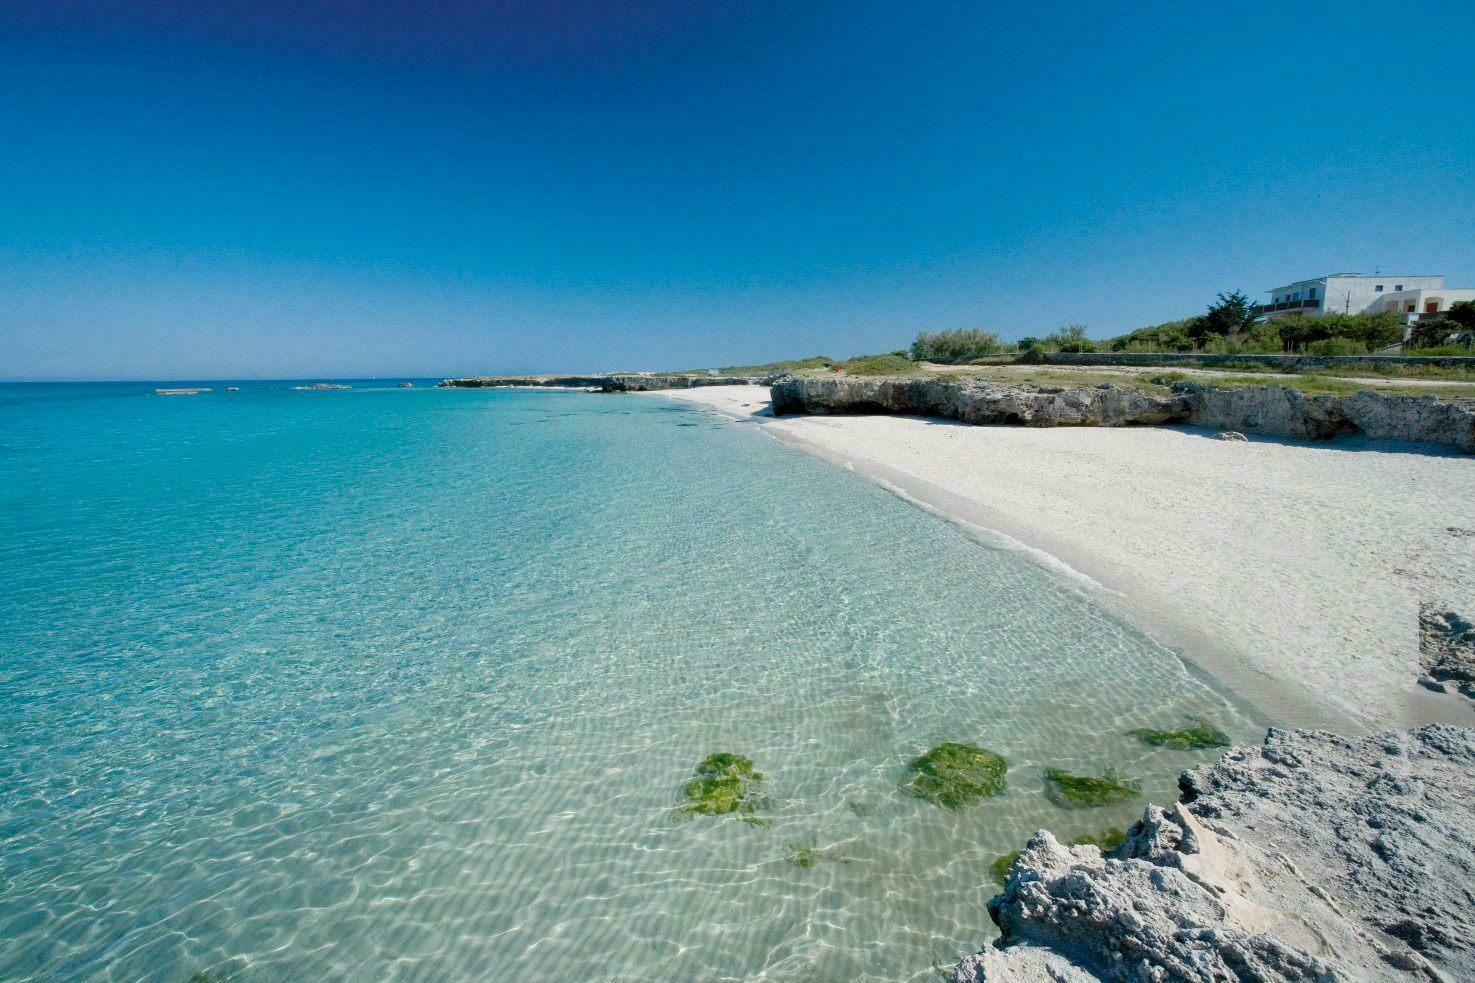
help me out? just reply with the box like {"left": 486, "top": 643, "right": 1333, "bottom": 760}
{"left": 1260, "top": 273, "right": 1475, "bottom": 325}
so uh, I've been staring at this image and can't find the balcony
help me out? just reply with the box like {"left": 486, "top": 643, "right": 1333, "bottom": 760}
{"left": 1254, "top": 299, "right": 1321, "bottom": 314}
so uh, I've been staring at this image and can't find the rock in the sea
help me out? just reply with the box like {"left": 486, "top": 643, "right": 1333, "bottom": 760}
{"left": 155, "top": 387, "right": 212, "bottom": 395}
{"left": 398, "top": 381, "right": 415, "bottom": 388}
{"left": 293, "top": 382, "right": 351, "bottom": 390}
{"left": 677, "top": 753, "right": 768, "bottom": 824}
{"left": 954, "top": 724, "right": 1475, "bottom": 982}
{"left": 1213, "top": 430, "right": 1249, "bottom": 441}
{"left": 1042, "top": 767, "right": 1140, "bottom": 809}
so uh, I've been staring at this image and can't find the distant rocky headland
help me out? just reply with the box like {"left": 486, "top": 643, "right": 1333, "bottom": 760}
{"left": 438, "top": 373, "right": 764, "bottom": 392}
{"left": 955, "top": 724, "right": 1475, "bottom": 982}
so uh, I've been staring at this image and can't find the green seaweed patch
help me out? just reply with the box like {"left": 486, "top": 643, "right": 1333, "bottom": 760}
{"left": 1129, "top": 721, "right": 1232, "bottom": 750}
{"left": 678, "top": 753, "right": 768, "bottom": 824}
{"left": 786, "top": 838, "right": 819, "bottom": 868}
{"left": 848, "top": 798, "right": 883, "bottom": 817}
{"left": 902, "top": 742, "right": 1008, "bottom": 809}
{"left": 990, "top": 849, "right": 1021, "bottom": 883}
{"left": 1070, "top": 826, "right": 1126, "bottom": 851}
{"left": 1043, "top": 768, "right": 1141, "bottom": 809}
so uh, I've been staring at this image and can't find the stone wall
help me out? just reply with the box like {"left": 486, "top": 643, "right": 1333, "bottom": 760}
{"left": 1031, "top": 351, "right": 1475, "bottom": 371}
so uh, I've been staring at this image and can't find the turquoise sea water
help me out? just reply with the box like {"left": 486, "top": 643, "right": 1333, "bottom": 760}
{"left": 0, "top": 381, "right": 1254, "bottom": 981}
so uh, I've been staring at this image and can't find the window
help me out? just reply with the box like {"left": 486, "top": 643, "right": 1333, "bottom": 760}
{"left": 1395, "top": 284, "right": 1403, "bottom": 291}
{"left": 1375, "top": 284, "right": 1384, "bottom": 292}
{"left": 1309, "top": 287, "right": 1317, "bottom": 299}
{"left": 1292, "top": 291, "right": 1300, "bottom": 300}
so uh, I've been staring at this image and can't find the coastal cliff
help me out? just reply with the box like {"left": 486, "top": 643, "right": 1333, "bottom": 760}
{"left": 438, "top": 374, "right": 760, "bottom": 392}
{"left": 955, "top": 724, "right": 1475, "bottom": 982}
{"left": 768, "top": 376, "right": 1475, "bottom": 452}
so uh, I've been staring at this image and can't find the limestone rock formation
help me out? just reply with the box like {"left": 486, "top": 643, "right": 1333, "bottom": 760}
{"left": 1419, "top": 606, "right": 1475, "bottom": 701}
{"left": 769, "top": 377, "right": 1181, "bottom": 427}
{"left": 953, "top": 725, "right": 1475, "bottom": 981}
{"left": 1213, "top": 430, "right": 1248, "bottom": 441}
{"left": 437, "top": 374, "right": 759, "bottom": 391}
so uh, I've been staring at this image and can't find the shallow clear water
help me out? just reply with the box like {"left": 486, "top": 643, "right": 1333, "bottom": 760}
{"left": 0, "top": 381, "right": 1254, "bottom": 981}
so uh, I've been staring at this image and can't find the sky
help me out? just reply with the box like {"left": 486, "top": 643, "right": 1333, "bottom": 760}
{"left": 2, "top": 0, "right": 1473, "bottom": 380}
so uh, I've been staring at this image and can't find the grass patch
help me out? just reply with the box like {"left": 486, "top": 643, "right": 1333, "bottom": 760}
{"left": 674, "top": 356, "right": 838, "bottom": 377}
{"left": 902, "top": 742, "right": 1008, "bottom": 808}
{"left": 839, "top": 353, "right": 922, "bottom": 376}
{"left": 1129, "top": 721, "right": 1231, "bottom": 750}
{"left": 1043, "top": 768, "right": 1141, "bottom": 809}
{"left": 678, "top": 753, "right": 768, "bottom": 824}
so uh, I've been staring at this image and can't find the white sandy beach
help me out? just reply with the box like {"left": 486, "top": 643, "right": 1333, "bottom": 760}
{"left": 657, "top": 384, "right": 1475, "bottom": 732}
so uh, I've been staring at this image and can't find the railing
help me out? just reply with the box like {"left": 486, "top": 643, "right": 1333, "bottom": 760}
{"left": 1254, "top": 299, "right": 1321, "bottom": 313}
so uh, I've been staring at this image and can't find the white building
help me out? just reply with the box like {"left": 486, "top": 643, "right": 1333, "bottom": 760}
{"left": 1261, "top": 273, "right": 1475, "bottom": 325}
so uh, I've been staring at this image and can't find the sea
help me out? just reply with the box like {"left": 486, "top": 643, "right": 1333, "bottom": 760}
{"left": 0, "top": 380, "right": 1254, "bottom": 981}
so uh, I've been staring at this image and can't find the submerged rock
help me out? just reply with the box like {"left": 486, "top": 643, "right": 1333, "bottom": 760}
{"left": 902, "top": 742, "right": 1008, "bottom": 808}
{"left": 1042, "top": 767, "right": 1141, "bottom": 809}
{"left": 953, "top": 724, "right": 1475, "bottom": 981}
{"left": 1213, "top": 429, "right": 1248, "bottom": 441}
{"left": 1128, "top": 721, "right": 1232, "bottom": 749}
{"left": 677, "top": 753, "right": 768, "bottom": 823}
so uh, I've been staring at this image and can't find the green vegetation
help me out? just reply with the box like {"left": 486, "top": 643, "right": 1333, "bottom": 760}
{"left": 902, "top": 742, "right": 1008, "bottom": 808}
{"left": 677, "top": 356, "right": 838, "bottom": 377}
{"left": 990, "top": 850, "right": 1021, "bottom": 883}
{"left": 678, "top": 753, "right": 768, "bottom": 824}
{"left": 786, "top": 837, "right": 819, "bottom": 868}
{"left": 1043, "top": 767, "right": 1141, "bottom": 809}
{"left": 1129, "top": 721, "right": 1231, "bottom": 750}
{"left": 910, "top": 328, "right": 1003, "bottom": 363}
{"left": 848, "top": 798, "right": 882, "bottom": 816}
{"left": 1070, "top": 826, "right": 1127, "bottom": 851}
{"left": 839, "top": 353, "right": 922, "bottom": 375}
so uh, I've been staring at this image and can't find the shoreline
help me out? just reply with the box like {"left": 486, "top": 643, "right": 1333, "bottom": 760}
{"left": 651, "top": 384, "right": 1475, "bottom": 733}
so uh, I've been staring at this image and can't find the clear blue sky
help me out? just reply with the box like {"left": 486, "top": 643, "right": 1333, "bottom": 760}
{"left": 3, "top": 0, "right": 1472, "bottom": 380}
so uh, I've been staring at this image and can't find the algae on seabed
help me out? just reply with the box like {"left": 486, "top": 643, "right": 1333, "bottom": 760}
{"left": 902, "top": 742, "right": 1008, "bottom": 809}
{"left": 677, "top": 752, "right": 768, "bottom": 825}
{"left": 1128, "top": 721, "right": 1232, "bottom": 750}
{"left": 1043, "top": 767, "right": 1141, "bottom": 809}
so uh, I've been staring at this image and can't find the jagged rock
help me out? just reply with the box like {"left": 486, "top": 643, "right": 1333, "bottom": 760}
{"left": 769, "top": 378, "right": 1182, "bottom": 427}
{"left": 1418, "top": 605, "right": 1475, "bottom": 700}
{"left": 293, "top": 382, "right": 350, "bottom": 390}
{"left": 954, "top": 725, "right": 1475, "bottom": 981}
{"left": 1213, "top": 430, "right": 1248, "bottom": 441}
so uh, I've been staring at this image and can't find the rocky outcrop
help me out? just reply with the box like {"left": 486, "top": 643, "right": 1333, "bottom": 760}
{"left": 770, "top": 377, "right": 1181, "bottom": 427}
{"left": 767, "top": 376, "right": 1475, "bottom": 452}
{"left": 954, "top": 724, "right": 1475, "bottom": 982}
{"left": 1419, "top": 606, "right": 1475, "bottom": 701}
{"left": 1177, "top": 383, "right": 1475, "bottom": 450}
{"left": 437, "top": 374, "right": 759, "bottom": 392}
{"left": 293, "top": 382, "right": 351, "bottom": 390}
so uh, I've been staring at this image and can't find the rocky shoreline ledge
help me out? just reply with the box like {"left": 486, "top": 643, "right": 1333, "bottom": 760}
{"left": 954, "top": 724, "right": 1475, "bottom": 982}
{"left": 770, "top": 377, "right": 1475, "bottom": 453}
{"left": 438, "top": 373, "right": 763, "bottom": 391}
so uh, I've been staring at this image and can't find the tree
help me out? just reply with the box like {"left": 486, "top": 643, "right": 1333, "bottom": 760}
{"left": 1446, "top": 301, "right": 1475, "bottom": 330}
{"left": 1196, "top": 290, "right": 1259, "bottom": 339}
{"left": 1044, "top": 324, "right": 1097, "bottom": 352}
{"left": 910, "top": 328, "right": 1003, "bottom": 363}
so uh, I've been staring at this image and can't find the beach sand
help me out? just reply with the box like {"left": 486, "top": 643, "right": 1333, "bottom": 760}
{"left": 655, "top": 384, "right": 1475, "bottom": 732}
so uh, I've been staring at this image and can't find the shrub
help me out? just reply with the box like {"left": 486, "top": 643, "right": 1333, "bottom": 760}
{"left": 1407, "top": 345, "right": 1473, "bottom": 357}
{"left": 1044, "top": 324, "right": 1098, "bottom": 353}
{"left": 1278, "top": 311, "right": 1403, "bottom": 351}
{"left": 1447, "top": 300, "right": 1475, "bottom": 329}
{"left": 910, "top": 328, "right": 1003, "bottom": 363}
{"left": 840, "top": 353, "right": 921, "bottom": 375}
{"left": 1305, "top": 336, "right": 1369, "bottom": 356}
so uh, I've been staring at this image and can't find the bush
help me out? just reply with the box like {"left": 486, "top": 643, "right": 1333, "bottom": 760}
{"left": 1407, "top": 345, "right": 1474, "bottom": 357}
{"left": 1447, "top": 300, "right": 1475, "bottom": 329}
{"left": 1407, "top": 318, "right": 1467, "bottom": 350}
{"left": 840, "top": 353, "right": 920, "bottom": 375}
{"left": 1305, "top": 336, "right": 1369, "bottom": 356}
{"left": 910, "top": 328, "right": 1003, "bottom": 363}
{"left": 1044, "top": 324, "right": 1097, "bottom": 353}
{"left": 1278, "top": 311, "right": 1403, "bottom": 351}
